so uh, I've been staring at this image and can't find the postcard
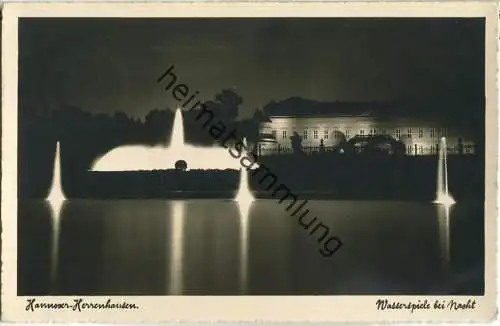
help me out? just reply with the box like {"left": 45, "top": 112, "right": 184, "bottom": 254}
{"left": 2, "top": 1, "right": 498, "bottom": 323}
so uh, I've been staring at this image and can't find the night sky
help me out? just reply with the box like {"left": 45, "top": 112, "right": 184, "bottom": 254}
{"left": 19, "top": 18, "right": 484, "bottom": 119}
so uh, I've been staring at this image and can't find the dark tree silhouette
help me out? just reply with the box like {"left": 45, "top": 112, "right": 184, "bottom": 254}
{"left": 331, "top": 131, "right": 347, "bottom": 149}
{"left": 144, "top": 109, "right": 173, "bottom": 144}
{"left": 214, "top": 89, "right": 242, "bottom": 121}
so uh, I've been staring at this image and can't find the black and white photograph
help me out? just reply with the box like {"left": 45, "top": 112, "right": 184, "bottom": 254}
{"left": 2, "top": 2, "right": 497, "bottom": 323}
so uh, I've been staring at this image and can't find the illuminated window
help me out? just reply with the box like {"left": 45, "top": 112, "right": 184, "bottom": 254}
{"left": 346, "top": 128, "right": 351, "bottom": 138}
{"left": 360, "top": 129, "right": 365, "bottom": 136}
{"left": 395, "top": 129, "right": 401, "bottom": 138}
{"left": 430, "top": 128, "right": 435, "bottom": 138}
{"left": 303, "top": 130, "right": 308, "bottom": 140}
{"left": 313, "top": 130, "right": 318, "bottom": 139}
{"left": 407, "top": 128, "right": 412, "bottom": 138}
{"left": 419, "top": 146, "right": 423, "bottom": 154}
{"left": 369, "top": 129, "right": 374, "bottom": 136}
{"left": 282, "top": 130, "right": 287, "bottom": 139}
{"left": 271, "top": 130, "right": 276, "bottom": 138}
{"left": 418, "top": 128, "right": 423, "bottom": 138}
{"left": 324, "top": 129, "right": 329, "bottom": 139}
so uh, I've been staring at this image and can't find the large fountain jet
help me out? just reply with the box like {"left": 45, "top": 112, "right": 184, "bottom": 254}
{"left": 434, "top": 137, "right": 455, "bottom": 207}
{"left": 169, "top": 108, "right": 184, "bottom": 151}
{"left": 46, "top": 141, "right": 66, "bottom": 293}
{"left": 47, "top": 141, "right": 66, "bottom": 216}
{"left": 91, "top": 107, "right": 255, "bottom": 171}
{"left": 235, "top": 138, "right": 255, "bottom": 204}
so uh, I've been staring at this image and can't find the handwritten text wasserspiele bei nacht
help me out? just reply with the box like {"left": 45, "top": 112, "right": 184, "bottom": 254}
{"left": 26, "top": 298, "right": 139, "bottom": 312}
{"left": 376, "top": 298, "right": 477, "bottom": 313}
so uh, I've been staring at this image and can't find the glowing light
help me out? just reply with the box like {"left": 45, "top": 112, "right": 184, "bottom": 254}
{"left": 233, "top": 138, "right": 255, "bottom": 293}
{"left": 433, "top": 137, "right": 455, "bottom": 207}
{"left": 46, "top": 141, "right": 65, "bottom": 293}
{"left": 437, "top": 204, "right": 451, "bottom": 266}
{"left": 92, "top": 108, "right": 259, "bottom": 171}
{"left": 235, "top": 138, "right": 255, "bottom": 205}
{"left": 47, "top": 141, "right": 66, "bottom": 217}
{"left": 238, "top": 208, "right": 250, "bottom": 294}
{"left": 169, "top": 108, "right": 185, "bottom": 150}
{"left": 168, "top": 200, "right": 185, "bottom": 295}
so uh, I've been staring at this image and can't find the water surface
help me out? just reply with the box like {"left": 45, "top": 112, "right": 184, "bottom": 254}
{"left": 18, "top": 199, "right": 484, "bottom": 295}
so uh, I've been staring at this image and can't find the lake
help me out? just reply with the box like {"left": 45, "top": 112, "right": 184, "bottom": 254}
{"left": 18, "top": 199, "right": 484, "bottom": 295}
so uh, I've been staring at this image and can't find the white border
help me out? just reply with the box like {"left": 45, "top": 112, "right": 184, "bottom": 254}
{"left": 2, "top": 2, "right": 498, "bottom": 322}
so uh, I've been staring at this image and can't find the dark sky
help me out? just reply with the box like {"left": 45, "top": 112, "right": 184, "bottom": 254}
{"left": 19, "top": 18, "right": 484, "bottom": 118}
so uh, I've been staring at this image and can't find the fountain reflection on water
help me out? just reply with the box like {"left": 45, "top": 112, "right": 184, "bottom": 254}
{"left": 234, "top": 138, "right": 255, "bottom": 293}
{"left": 437, "top": 204, "right": 451, "bottom": 266}
{"left": 434, "top": 137, "right": 455, "bottom": 208}
{"left": 47, "top": 142, "right": 66, "bottom": 217}
{"left": 46, "top": 141, "right": 66, "bottom": 293}
{"left": 432, "top": 137, "right": 454, "bottom": 289}
{"left": 168, "top": 201, "right": 185, "bottom": 295}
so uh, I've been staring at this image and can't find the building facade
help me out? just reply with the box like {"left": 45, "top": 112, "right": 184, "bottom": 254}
{"left": 257, "top": 113, "right": 476, "bottom": 156}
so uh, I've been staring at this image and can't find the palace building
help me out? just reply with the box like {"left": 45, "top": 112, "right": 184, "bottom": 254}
{"left": 256, "top": 99, "right": 477, "bottom": 156}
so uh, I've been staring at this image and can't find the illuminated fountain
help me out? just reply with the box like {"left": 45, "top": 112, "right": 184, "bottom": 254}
{"left": 47, "top": 141, "right": 66, "bottom": 216}
{"left": 433, "top": 137, "right": 455, "bottom": 207}
{"left": 92, "top": 108, "right": 253, "bottom": 171}
{"left": 168, "top": 200, "right": 185, "bottom": 295}
{"left": 235, "top": 138, "right": 255, "bottom": 209}
{"left": 235, "top": 138, "right": 254, "bottom": 293}
{"left": 46, "top": 141, "right": 66, "bottom": 292}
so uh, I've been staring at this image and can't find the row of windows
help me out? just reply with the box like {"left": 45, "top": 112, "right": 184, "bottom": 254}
{"left": 271, "top": 127, "right": 448, "bottom": 140}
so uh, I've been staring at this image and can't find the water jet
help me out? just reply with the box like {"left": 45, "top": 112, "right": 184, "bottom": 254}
{"left": 47, "top": 141, "right": 66, "bottom": 216}
{"left": 433, "top": 137, "right": 455, "bottom": 207}
{"left": 92, "top": 108, "right": 250, "bottom": 171}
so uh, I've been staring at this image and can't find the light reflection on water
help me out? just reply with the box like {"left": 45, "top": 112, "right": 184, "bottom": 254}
{"left": 47, "top": 201, "right": 65, "bottom": 294}
{"left": 18, "top": 199, "right": 484, "bottom": 295}
{"left": 238, "top": 202, "right": 252, "bottom": 294}
{"left": 168, "top": 201, "right": 184, "bottom": 295}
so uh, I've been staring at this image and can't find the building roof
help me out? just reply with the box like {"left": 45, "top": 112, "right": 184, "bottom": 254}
{"left": 262, "top": 97, "right": 391, "bottom": 118}
{"left": 261, "top": 97, "right": 482, "bottom": 132}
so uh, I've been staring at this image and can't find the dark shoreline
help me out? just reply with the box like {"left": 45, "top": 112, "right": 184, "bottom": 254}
{"left": 20, "top": 154, "right": 484, "bottom": 202}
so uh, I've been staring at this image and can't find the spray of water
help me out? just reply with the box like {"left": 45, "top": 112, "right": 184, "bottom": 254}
{"left": 235, "top": 138, "right": 255, "bottom": 205}
{"left": 46, "top": 141, "right": 66, "bottom": 293}
{"left": 169, "top": 108, "right": 184, "bottom": 151}
{"left": 433, "top": 137, "right": 455, "bottom": 207}
{"left": 233, "top": 138, "right": 255, "bottom": 293}
{"left": 92, "top": 108, "right": 256, "bottom": 171}
{"left": 47, "top": 141, "right": 66, "bottom": 216}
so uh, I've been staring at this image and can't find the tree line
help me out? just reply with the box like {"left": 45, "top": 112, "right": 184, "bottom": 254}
{"left": 19, "top": 90, "right": 269, "bottom": 171}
